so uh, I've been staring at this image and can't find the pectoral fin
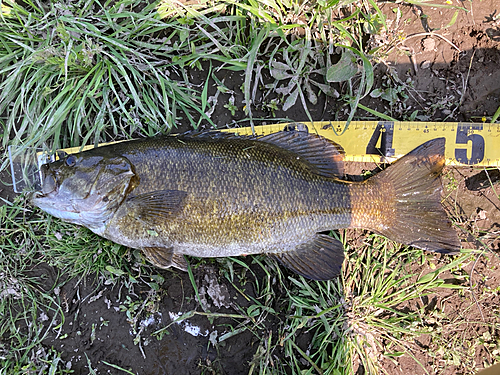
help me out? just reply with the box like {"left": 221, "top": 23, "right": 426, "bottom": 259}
{"left": 271, "top": 234, "right": 345, "bottom": 280}
{"left": 125, "top": 190, "right": 188, "bottom": 225}
{"left": 143, "top": 247, "right": 188, "bottom": 271}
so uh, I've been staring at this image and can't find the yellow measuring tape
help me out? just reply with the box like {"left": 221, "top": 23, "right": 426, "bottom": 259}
{"left": 224, "top": 121, "right": 500, "bottom": 167}
{"left": 51, "top": 121, "right": 500, "bottom": 167}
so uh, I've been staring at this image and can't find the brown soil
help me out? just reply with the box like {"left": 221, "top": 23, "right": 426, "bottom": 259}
{"left": 1, "top": 1, "right": 500, "bottom": 374}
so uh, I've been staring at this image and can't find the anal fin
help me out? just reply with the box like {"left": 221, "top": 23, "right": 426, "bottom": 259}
{"left": 143, "top": 247, "right": 188, "bottom": 271}
{"left": 271, "top": 234, "right": 345, "bottom": 280}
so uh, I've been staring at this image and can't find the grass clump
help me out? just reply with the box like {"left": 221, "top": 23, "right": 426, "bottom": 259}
{"left": 0, "top": 198, "right": 68, "bottom": 373}
{"left": 172, "top": 230, "right": 484, "bottom": 374}
{"left": 236, "top": 233, "right": 483, "bottom": 375}
{"left": 0, "top": 198, "right": 163, "bottom": 373}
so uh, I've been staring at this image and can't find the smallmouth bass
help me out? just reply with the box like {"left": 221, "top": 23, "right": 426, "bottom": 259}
{"left": 32, "top": 130, "right": 460, "bottom": 280}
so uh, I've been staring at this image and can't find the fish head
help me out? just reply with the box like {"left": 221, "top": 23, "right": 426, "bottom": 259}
{"left": 32, "top": 152, "right": 138, "bottom": 232}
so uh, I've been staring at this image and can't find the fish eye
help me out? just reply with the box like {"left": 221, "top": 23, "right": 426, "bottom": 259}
{"left": 65, "top": 155, "right": 76, "bottom": 167}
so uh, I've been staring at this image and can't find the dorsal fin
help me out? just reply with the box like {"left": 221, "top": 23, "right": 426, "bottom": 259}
{"left": 176, "top": 130, "right": 248, "bottom": 141}
{"left": 255, "top": 128, "right": 345, "bottom": 178}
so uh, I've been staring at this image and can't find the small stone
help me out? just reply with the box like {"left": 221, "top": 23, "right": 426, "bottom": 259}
{"left": 422, "top": 37, "right": 436, "bottom": 52}
{"left": 421, "top": 60, "right": 432, "bottom": 69}
{"left": 478, "top": 210, "right": 487, "bottom": 220}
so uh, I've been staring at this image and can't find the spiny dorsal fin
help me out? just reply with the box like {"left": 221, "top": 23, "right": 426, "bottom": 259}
{"left": 143, "top": 247, "right": 188, "bottom": 271}
{"left": 256, "top": 128, "right": 345, "bottom": 178}
{"left": 271, "top": 234, "right": 345, "bottom": 280}
{"left": 176, "top": 130, "right": 248, "bottom": 141}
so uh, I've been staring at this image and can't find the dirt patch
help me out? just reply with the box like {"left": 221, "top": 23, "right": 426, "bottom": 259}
{"left": 362, "top": 1, "right": 500, "bottom": 121}
{"left": 34, "top": 261, "right": 285, "bottom": 375}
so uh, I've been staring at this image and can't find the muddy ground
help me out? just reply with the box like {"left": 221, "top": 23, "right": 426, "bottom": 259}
{"left": 1, "top": 1, "right": 500, "bottom": 374}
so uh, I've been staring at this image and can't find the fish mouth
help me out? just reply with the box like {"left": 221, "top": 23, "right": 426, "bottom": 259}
{"left": 41, "top": 173, "right": 57, "bottom": 195}
{"left": 32, "top": 191, "right": 45, "bottom": 199}
{"left": 32, "top": 166, "right": 58, "bottom": 200}
{"left": 31, "top": 188, "right": 54, "bottom": 204}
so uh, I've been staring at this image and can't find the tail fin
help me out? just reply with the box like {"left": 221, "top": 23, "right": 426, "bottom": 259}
{"left": 355, "top": 138, "right": 460, "bottom": 253}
